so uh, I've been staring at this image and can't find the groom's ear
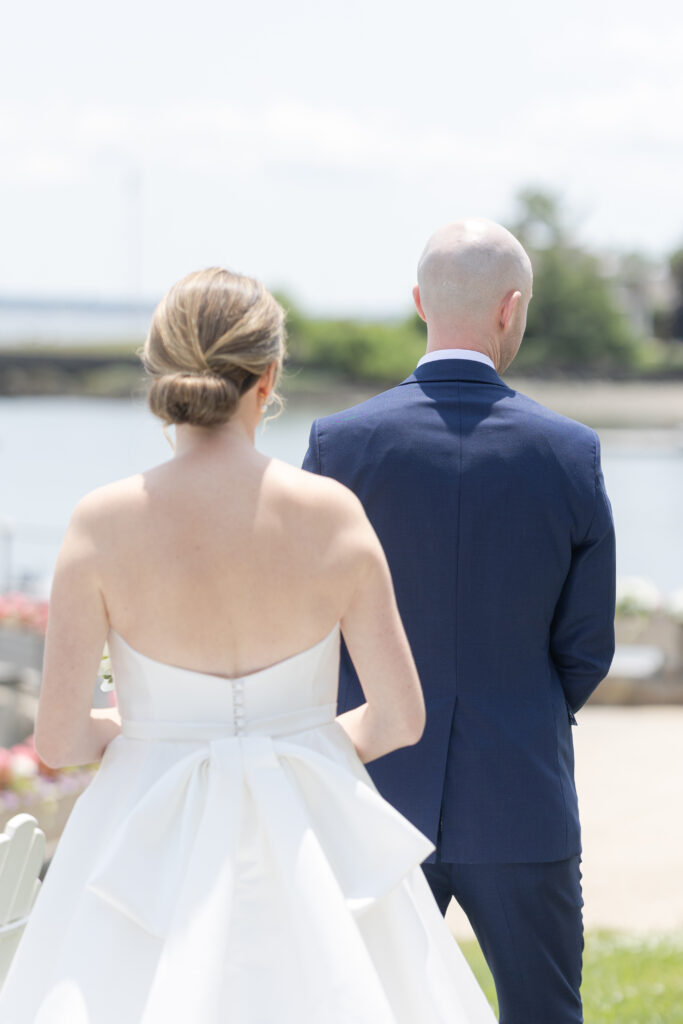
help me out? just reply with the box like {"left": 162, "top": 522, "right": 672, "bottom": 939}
{"left": 412, "top": 285, "right": 427, "bottom": 322}
{"left": 499, "top": 289, "right": 521, "bottom": 332}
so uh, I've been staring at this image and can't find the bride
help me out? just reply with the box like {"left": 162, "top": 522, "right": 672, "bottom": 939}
{"left": 0, "top": 268, "right": 495, "bottom": 1023}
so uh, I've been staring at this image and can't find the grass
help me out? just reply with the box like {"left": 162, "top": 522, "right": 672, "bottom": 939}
{"left": 460, "top": 931, "right": 683, "bottom": 1023}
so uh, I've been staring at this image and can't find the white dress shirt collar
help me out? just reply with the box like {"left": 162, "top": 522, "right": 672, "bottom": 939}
{"left": 417, "top": 348, "right": 495, "bottom": 370}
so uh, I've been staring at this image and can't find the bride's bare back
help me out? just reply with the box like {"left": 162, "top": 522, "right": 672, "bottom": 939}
{"left": 84, "top": 443, "right": 374, "bottom": 677}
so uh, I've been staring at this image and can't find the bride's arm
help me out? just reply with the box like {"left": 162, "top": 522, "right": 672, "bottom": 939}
{"left": 34, "top": 495, "right": 121, "bottom": 770}
{"left": 337, "top": 510, "right": 425, "bottom": 764}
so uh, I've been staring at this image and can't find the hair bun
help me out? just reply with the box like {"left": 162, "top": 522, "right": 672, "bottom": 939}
{"left": 148, "top": 372, "right": 240, "bottom": 428}
{"left": 142, "top": 267, "right": 286, "bottom": 427}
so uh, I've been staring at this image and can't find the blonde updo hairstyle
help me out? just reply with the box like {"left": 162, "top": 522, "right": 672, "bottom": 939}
{"left": 142, "top": 267, "right": 286, "bottom": 428}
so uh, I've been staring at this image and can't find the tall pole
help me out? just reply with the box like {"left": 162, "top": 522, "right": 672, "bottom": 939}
{"left": 124, "top": 164, "right": 143, "bottom": 302}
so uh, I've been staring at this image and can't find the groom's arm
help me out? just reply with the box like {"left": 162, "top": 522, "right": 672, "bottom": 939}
{"left": 302, "top": 419, "right": 322, "bottom": 475}
{"left": 550, "top": 435, "right": 616, "bottom": 714}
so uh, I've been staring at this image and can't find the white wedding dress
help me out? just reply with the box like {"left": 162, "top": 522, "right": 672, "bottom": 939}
{"left": 0, "top": 624, "right": 495, "bottom": 1023}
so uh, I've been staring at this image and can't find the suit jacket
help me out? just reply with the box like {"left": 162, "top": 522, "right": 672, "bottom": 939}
{"left": 303, "top": 359, "right": 616, "bottom": 863}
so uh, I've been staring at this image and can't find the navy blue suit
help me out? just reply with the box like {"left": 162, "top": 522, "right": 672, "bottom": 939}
{"left": 303, "top": 359, "right": 616, "bottom": 1023}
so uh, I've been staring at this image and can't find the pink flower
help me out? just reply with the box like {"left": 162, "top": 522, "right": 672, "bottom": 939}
{"left": 0, "top": 748, "right": 12, "bottom": 788}
{"left": 11, "top": 742, "right": 39, "bottom": 765}
{"left": 0, "top": 592, "right": 50, "bottom": 635}
{"left": 10, "top": 750, "right": 39, "bottom": 783}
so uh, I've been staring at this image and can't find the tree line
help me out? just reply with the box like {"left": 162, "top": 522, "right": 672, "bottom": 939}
{"left": 280, "top": 190, "right": 683, "bottom": 383}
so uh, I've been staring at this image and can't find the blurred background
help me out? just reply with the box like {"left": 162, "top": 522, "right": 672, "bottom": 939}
{"left": 0, "top": 0, "right": 682, "bottom": 1017}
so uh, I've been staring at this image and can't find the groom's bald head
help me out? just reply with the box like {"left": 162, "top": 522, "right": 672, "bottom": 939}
{"left": 413, "top": 218, "right": 532, "bottom": 372}
{"left": 417, "top": 219, "right": 532, "bottom": 327}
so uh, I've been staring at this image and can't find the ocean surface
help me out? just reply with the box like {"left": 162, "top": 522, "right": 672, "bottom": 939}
{"left": 0, "top": 396, "right": 681, "bottom": 597}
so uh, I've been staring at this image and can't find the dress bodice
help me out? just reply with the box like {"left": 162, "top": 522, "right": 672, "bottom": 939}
{"left": 108, "top": 624, "right": 341, "bottom": 741}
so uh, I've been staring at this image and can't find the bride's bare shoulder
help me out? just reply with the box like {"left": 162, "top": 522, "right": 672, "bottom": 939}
{"left": 67, "top": 474, "right": 148, "bottom": 530}
{"left": 271, "top": 458, "right": 365, "bottom": 523}
{"left": 268, "top": 460, "right": 379, "bottom": 574}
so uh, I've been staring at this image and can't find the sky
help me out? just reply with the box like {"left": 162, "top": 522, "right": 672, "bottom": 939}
{"left": 1, "top": 0, "right": 682, "bottom": 315}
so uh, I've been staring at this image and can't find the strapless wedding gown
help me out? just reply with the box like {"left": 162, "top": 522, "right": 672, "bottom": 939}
{"left": 0, "top": 625, "right": 495, "bottom": 1023}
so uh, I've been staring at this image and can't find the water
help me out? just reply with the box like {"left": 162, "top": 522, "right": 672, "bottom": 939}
{"left": 0, "top": 397, "right": 681, "bottom": 597}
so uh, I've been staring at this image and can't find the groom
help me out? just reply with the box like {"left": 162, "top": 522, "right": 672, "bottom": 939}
{"left": 303, "top": 218, "right": 616, "bottom": 1023}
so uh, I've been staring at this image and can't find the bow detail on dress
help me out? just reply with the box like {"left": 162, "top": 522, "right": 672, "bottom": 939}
{"left": 87, "top": 732, "right": 433, "bottom": 939}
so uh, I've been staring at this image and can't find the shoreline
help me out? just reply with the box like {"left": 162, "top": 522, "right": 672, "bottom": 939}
{"left": 1, "top": 351, "right": 682, "bottom": 428}
{"left": 1, "top": 378, "right": 682, "bottom": 432}
{"left": 282, "top": 376, "right": 683, "bottom": 430}
{"left": 505, "top": 378, "right": 683, "bottom": 429}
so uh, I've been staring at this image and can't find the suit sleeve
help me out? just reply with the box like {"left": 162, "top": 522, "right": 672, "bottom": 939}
{"left": 302, "top": 419, "right": 321, "bottom": 474}
{"left": 550, "top": 434, "right": 616, "bottom": 713}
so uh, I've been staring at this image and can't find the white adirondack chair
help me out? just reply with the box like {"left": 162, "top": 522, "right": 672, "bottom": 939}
{"left": 0, "top": 814, "right": 45, "bottom": 988}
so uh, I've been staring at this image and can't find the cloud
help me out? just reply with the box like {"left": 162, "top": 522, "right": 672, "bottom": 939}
{"left": 1, "top": 81, "right": 682, "bottom": 191}
{"left": 0, "top": 98, "right": 529, "bottom": 186}
{"left": 1, "top": 81, "right": 682, "bottom": 306}
{"left": 525, "top": 83, "right": 683, "bottom": 152}
{"left": 608, "top": 25, "right": 683, "bottom": 65}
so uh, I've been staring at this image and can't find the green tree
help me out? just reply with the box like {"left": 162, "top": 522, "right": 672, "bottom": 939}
{"left": 510, "top": 191, "right": 640, "bottom": 373}
{"left": 274, "top": 291, "right": 426, "bottom": 384}
{"left": 668, "top": 248, "right": 683, "bottom": 340}
{"left": 513, "top": 188, "right": 567, "bottom": 249}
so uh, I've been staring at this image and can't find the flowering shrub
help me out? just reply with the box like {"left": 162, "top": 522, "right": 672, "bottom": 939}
{"left": 0, "top": 592, "right": 49, "bottom": 635}
{"left": 0, "top": 735, "right": 57, "bottom": 792}
{"left": 0, "top": 733, "right": 96, "bottom": 821}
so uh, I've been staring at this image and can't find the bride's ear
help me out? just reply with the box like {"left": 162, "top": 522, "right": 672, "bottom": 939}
{"left": 257, "top": 362, "right": 278, "bottom": 405}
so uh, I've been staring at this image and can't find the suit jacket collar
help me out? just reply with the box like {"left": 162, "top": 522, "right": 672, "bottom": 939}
{"left": 399, "top": 358, "right": 509, "bottom": 389}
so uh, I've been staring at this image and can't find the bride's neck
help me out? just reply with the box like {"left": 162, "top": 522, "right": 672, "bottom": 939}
{"left": 173, "top": 414, "right": 256, "bottom": 459}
